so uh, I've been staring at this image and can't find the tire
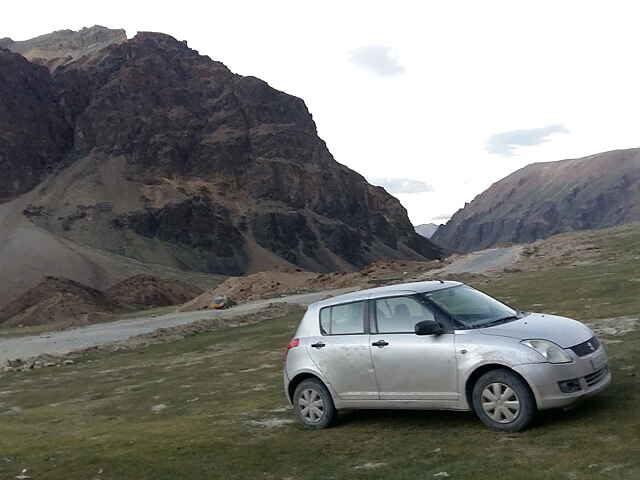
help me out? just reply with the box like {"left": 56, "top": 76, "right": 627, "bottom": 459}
{"left": 472, "top": 369, "right": 536, "bottom": 432}
{"left": 293, "top": 378, "right": 337, "bottom": 429}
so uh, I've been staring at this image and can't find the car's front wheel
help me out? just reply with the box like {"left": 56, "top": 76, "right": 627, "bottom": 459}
{"left": 293, "top": 378, "right": 337, "bottom": 429}
{"left": 472, "top": 369, "right": 536, "bottom": 432}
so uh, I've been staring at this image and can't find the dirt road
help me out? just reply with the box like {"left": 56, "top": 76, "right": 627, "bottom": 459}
{"left": 0, "top": 288, "right": 351, "bottom": 364}
{"left": 0, "top": 246, "right": 523, "bottom": 364}
{"left": 437, "top": 246, "right": 523, "bottom": 274}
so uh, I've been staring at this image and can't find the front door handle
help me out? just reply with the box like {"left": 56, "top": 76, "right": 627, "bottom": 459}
{"left": 311, "top": 342, "right": 326, "bottom": 349}
{"left": 372, "top": 340, "right": 389, "bottom": 347}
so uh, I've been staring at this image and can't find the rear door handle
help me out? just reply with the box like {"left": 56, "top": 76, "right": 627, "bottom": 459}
{"left": 372, "top": 340, "right": 389, "bottom": 347}
{"left": 311, "top": 342, "right": 326, "bottom": 349}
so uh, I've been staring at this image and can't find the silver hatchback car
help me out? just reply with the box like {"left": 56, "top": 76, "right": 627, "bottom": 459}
{"left": 284, "top": 281, "right": 611, "bottom": 432}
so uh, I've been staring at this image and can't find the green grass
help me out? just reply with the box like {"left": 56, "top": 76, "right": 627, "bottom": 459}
{"left": 0, "top": 225, "right": 639, "bottom": 479}
{"left": 482, "top": 223, "right": 640, "bottom": 321}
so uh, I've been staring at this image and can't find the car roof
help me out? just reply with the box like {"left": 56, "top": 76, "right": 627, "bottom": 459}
{"left": 313, "top": 280, "right": 462, "bottom": 307}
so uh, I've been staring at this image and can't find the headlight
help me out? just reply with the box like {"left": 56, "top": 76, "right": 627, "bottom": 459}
{"left": 521, "top": 339, "right": 572, "bottom": 364}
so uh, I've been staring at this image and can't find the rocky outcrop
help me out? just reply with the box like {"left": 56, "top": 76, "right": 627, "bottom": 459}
{"left": 433, "top": 149, "right": 640, "bottom": 252}
{"left": 0, "top": 49, "right": 72, "bottom": 202}
{"left": 0, "top": 28, "right": 444, "bottom": 295}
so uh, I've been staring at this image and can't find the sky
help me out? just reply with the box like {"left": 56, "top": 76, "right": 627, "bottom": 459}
{"left": 4, "top": 1, "right": 640, "bottom": 225}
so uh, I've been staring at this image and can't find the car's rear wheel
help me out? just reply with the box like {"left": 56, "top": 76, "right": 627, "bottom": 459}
{"left": 472, "top": 369, "right": 536, "bottom": 432}
{"left": 293, "top": 378, "right": 336, "bottom": 429}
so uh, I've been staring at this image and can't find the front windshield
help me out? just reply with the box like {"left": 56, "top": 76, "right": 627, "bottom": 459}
{"left": 424, "top": 285, "right": 519, "bottom": 329}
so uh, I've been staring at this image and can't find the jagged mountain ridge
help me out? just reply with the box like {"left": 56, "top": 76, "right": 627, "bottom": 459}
{"left": 433, "top": 148, "right": 640, "bottom": 252}
{"left": 0, "top": 27, "right": 444, "bottom": 308}
{"left": 1, "top": 25, "right": 126, "bottom": 70}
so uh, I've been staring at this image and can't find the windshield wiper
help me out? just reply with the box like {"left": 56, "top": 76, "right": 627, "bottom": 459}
{"left": 478, "top": 315, "right": 521, "bottom": 328}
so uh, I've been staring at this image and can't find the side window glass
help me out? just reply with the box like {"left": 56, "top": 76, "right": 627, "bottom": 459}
{"left": 320, "top": 301, "right": 365, "bottom": 335}
{"left": 320, "top": 308, "right": 331, "bottom": 334}
{"left": 332, "top": 302, "right": 365, "bottom": 334}
{"left": 376, "top": 296, "right": 435, "bottom": 333}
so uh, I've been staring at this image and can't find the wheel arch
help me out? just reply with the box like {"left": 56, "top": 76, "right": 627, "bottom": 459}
{"left": 464, "top": 363, "right": 538, "bottom": 411}
{"left": 287, "top": 372, "right": 328, "bottom": 403}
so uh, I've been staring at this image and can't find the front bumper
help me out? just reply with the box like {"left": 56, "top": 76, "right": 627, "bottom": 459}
{"left": 514, "top": 346, "right": 611, "bottom": 410}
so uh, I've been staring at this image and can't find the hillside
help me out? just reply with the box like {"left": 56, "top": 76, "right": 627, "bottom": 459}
{"left": 106, "top": 275, "right": 203, "bottom": 308}
{"left": 433, "top": 148, "right": 640, "bottom": 252}
{"left": 0, "top": 26, "right": 443, "bottom": 309}
{"left": 0, "top": 277, "right": 123, "bottom": 328}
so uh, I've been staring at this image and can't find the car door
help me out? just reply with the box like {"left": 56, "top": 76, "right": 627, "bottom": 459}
{"left": 370, "top": 295, "right": 458, "bottom": 403}
{"left": 305, "top": 300, "right": 378, "bottom": 401}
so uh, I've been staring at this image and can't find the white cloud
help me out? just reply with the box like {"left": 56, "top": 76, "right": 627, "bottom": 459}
{"left": 370, "top": 177, "right": 432, "bottom": 194}
{"left": 349, "top": 45, "right": 405, "bottom": 76}
{"left": 487, "top": 124, "right": 570, "bottom": 157}
{"left": 4, "top": 1, "right": 640, "bottom": 224}
{"left": 431, "top": 213, "right": 453, "bottom": 223}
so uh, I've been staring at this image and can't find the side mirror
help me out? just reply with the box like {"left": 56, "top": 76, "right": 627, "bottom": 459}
{"left": 415, "top": 320, "right": 444, "bottom": 336}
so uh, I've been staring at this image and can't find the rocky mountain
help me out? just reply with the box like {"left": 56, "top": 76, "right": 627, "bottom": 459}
{"left": 0, "top": 27, "right": 444, "bottom": 308}
{"left": 414, "top": 223, "right": 439, "bottom": 238}
{"left": 433, "top": 149, "right": 640, "bottom": 252}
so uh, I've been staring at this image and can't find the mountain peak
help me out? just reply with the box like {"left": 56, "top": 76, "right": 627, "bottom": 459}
{"left": 3, "top": 25, "right": 126, "bottom": 70}
{"left": 414, "top": 223, "right": 440, "bottom": 238}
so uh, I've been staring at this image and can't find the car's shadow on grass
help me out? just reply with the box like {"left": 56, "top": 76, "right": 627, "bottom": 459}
{"left": 328, "top": 396, "right": 613, "bottom": 433}
{"left": 334, "top": 409, "right": 478, "bottom": 430}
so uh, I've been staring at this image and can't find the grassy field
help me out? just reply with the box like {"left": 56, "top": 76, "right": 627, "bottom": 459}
{"left": 1, "top": 225, "right": 639, "bottom": 479}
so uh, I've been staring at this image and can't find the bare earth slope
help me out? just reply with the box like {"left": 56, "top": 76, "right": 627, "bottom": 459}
{"left": 0, "top": 196, "right": 224, "bottom": 310}
{"left": 0, "top": 276, "right": 123, "bottom": 328}
{"left": 433, "top": 148, "right": 640, "bottom": 252}
{"left": 106, "top": 274, "right": 203, "bottom": 308}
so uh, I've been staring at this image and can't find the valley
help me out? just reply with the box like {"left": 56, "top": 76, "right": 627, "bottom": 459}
{"left": 0, "top": 224, "right": 639, "bottom": 479}
{"left": 1, "top": 19, "right": 640, "bottom": 480}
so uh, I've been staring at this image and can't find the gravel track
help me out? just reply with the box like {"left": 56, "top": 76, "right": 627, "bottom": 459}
{"left": 0, "top": 289, "right": 351, "bottom": 363}
{"left": 438, "top": 246, "right": 523, "bottom": 274}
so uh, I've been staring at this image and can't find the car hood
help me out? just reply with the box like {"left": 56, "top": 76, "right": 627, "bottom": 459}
{"left": 477, "top": 313, "right": 593, "bottom": 348}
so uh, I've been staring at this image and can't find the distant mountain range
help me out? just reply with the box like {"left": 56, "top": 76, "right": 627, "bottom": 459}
{"left": 414, "top": 223, "right": 440, "bottom": 238}
{"left": 433, "top": 148, "right": 640, "bottom": 252}
{"left": 0, "top": 26, "right": 444, "bottom": 308}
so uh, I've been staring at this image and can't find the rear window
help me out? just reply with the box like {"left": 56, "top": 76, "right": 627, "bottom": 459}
{"left": 320, "top": 301, "right": 365, "bottom": 335}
